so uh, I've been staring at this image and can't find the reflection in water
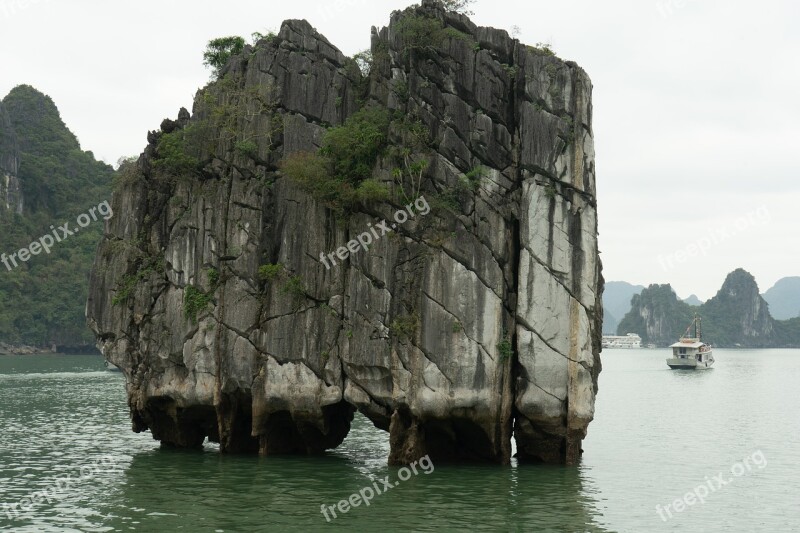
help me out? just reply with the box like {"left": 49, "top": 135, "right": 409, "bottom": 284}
{"left": 4, "top": 350, "right": 800, "bottom": 531}
{"left": 0, "top": 355, "right": 608, "bottom": 532}
{"left": 106, "top": 417, "right": 609, "bottom": 532}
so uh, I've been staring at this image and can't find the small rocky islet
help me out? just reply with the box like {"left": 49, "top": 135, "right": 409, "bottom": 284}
{"left": 86, "top": 0, "right": 602, "bottom": 465}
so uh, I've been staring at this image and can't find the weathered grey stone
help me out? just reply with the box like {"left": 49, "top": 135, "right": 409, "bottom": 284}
{"left": 88, "top": 1, "right": 602, "bottom": 465}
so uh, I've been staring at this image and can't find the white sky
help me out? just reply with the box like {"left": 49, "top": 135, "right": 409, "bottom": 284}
{"left": 1, "top": 0, "right": 797, "bottom": 300}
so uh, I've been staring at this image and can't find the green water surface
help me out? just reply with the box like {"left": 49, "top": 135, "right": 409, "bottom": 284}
{"left": 1, "top": 350, "right": 798, "bottom": 532}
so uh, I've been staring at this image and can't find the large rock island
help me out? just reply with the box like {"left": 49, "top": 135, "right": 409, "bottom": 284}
{"left": 87, "top": 0, "right": 603, "bottom": 464}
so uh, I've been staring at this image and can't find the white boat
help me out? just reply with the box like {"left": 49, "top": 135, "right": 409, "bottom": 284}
{"left": 666, "top": 316, "right": 714, "bottom": 370}
{"left": 602, "top": 333, "right": 642, "bottom": 349}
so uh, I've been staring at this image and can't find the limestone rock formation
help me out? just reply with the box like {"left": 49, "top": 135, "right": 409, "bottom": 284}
{"left": 0, "top": 101, "right": 22, "bottom": 214}
{"left": 0, "top": 85, "right": 111, "bottom": 347}
{"left": 702, "top": 268, "right": 775, "bottom": 345}
{"left": 87, "top": 0, "right": 603, "bottom": 464}
{"left": 618, "top": 284, "right": 694, "bottom": 346}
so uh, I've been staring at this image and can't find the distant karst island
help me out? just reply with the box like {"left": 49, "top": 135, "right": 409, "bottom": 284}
{"left": 605, "top": 269, "right": 800, "bottom": 348}
{"left": 0, "top": 85, "right": 112, "bottom": 352}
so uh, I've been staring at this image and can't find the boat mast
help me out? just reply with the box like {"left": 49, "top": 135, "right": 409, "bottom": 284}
{"left": 681, "top": 314, "right": 702, "bottom": 341}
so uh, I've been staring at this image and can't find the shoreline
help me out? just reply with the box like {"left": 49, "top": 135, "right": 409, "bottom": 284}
{"left": 0, "top": 343, "right": 100, "bottom": 356}
{"left": 0, "top": 344, "right": 54, "bottom": 356}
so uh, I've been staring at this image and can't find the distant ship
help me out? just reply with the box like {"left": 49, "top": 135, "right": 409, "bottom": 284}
{"left": 602, "top": 333, "right": 642, "bottom": 349}
{"left": 666, "top": 316, "right": 714, "bottom": 370}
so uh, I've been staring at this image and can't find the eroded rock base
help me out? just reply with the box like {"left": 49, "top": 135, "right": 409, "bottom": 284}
{"left": 254, "top": 402, "right": 355, "bottom": 455}
{"left": 134, "top": 399, "right": 218, "bottom": 449}
{"left": 134, "top": 396, "right": 355, "bottom": 456}
{"left": 514, "top": 416, "right": 585, "bottom": 465}
{"left": 134, "top": 396, "right": 586, "bottom": 465}
{"left": 388, "top": 409, "right": 514, "bottom": 465}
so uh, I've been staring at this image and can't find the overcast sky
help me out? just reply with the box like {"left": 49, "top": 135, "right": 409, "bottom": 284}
{"left": 1, "top": 0, "right": 797, "bottom": 300}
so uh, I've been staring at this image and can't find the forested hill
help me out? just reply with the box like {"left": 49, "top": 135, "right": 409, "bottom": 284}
{"left": 0, "top": 85, "right": 112, "bottom": 348}
{"left": 617, "top": 269, "right": 800, "bottom": 348}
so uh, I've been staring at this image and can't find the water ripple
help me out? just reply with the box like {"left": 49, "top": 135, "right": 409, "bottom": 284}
{"left": 2, "top": 351, "right": 799, "bottom": 531}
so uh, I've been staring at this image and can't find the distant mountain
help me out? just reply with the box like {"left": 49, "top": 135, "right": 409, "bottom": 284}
{"left": 683, "top": 294, "right": 703, "bottom": 306}
{"left": 0, "top": 85, "right": 112, "bottom": 347}
{"left": 603, "top": 308, "right": 618, "bottom": 335}
{"left": 602, "top": 281, "right": 644, "bottom": 327}
{"left": 616, "top": 269, "right": 800, "bottom": 348}
{"left": 701, "top": 269, "right": 775, "bottom": 346}
{"left": 763, "top": 277, "right": 800, "bottom": 320}
{"left": 617, "top": 284, "right": 694, "bottom": 346}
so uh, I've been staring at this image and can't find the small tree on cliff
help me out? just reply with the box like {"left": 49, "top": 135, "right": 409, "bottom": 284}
{"left": 436, "top": 0, "right": 476, "bottom": 15}
{"left": 203, "top": 36, "right": 245, "bottom": 78}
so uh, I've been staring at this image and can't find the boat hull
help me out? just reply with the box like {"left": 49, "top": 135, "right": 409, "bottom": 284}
{"left": 666, "top": 357, "right": 714, "bottom": 370}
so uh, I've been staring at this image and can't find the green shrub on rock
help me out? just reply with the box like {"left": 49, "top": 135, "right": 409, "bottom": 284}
{"left": 281, "top": 106, "right": 391, "bottom": 211}
{"left": 203, "top": 36, "right": 246, "bottom": 78}
{"left": 184, "top": 285, "right": 213, "bottom": 323}
{"left": 153, "top": 130, "right": 200, "bottom": 177}
{"left": 321, "top": 106, "right": 391, "bottom": 182}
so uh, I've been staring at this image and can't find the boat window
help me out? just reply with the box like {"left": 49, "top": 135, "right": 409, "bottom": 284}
{"left": 679, "top": 348, "right": 686, "bottom": 355}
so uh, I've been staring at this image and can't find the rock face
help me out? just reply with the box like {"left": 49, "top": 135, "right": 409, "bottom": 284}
{"left": 87, "top": 0, "right": 603, "bottom": 464}
{"left": 618, "top": 284, "right": 694, "bottom": 345}
{"left": 0, "top": 101, "right": 23, "bottom": 214}
{"left": 703, "top": 269, "right": 775, "bottom": 345}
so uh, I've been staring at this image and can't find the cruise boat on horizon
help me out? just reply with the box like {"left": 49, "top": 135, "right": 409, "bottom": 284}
{"left": 602, "top": 333, "right": 642, "bottom": 349}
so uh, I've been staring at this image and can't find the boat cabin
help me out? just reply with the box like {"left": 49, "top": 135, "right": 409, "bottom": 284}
{"left": 669, "top": 339, "right": 711, "bottom": 363}
{"left": 666, "top": 316, "right": 714, "bottom": 369}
